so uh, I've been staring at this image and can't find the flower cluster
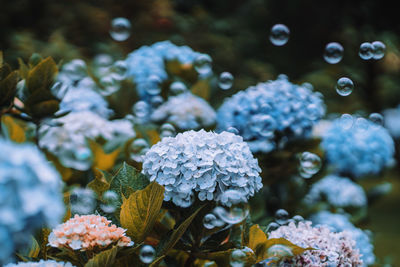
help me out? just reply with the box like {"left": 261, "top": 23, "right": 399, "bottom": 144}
{"left": 383, "top": 104, "right": 400, "bottom": 139}
{"left": 142, "top": 130, "right": 262, "bottom": 207}
{"left": 321, "top": 115, "right": 395, "bottom": 178}
{"left": 310, "top": 211, "right": 375, "bottom": 266}
{"left": 0, "top": 140, "right": 64, "bottom": 265}
{"left": 150, "top": 92, "right": 216, "bottom": 130}
{"left": 303, "top": 175, "right": 367, "bottom": 208}
{"left": 5, "top": 260, "right": 75, "bottom": 267}
{"left": 125, "top": 40, "right": 210, "bottom": 97}
{"left": 39, "top": 111, "right": 135, "bottom": 170}
{"left": 48, "top": 214, "right": 133, "bottom": 251}
{"left": 268, "top": 221, "right": 363, "bottom": 266}
{"left": 217, "top": 75, "right": 325, "bottom": 153}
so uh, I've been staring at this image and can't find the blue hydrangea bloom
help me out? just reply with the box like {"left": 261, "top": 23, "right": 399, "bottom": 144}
{"left": 322, "top": 115, "right": 395, "bottom": 178}
{"left": 310, "top": 211, "right": 375, "bottom": 266}
{"left": 0, "top": 140, "right": 64, "bottom": 265}
{"left": 304, "top": 175, "right": 367, "bottom": 208}
{"left": 5, "top": 260, "right": 75, "bottom": 267}
{"left": 125, "top": 41, "right": 210, "bottom": 98}
{"left": 150, "top": 92, "right": 216, "bottom": 130}
{"left": 383, "top": 104, "right": 400, "bottom": 139}
{"left": 217, "top": 75, "right": 325, "bottom": 153}
{"left": 142, "top": 130, "right": 262, "bottom": 207}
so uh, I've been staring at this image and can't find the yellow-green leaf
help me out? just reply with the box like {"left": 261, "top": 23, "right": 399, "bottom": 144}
{"left": 1, "top": 115, "right": 26, "bottom": 143}
{"left": 28, "top": 236, "right": 40, "bottom": 258}
{"left": 26, "top": 57, "right": 58, "bottom": 93}
{"left": 120, "top": 182, "right": 165, "bottom": 243}
{"left": 255, "top": 238, "right": 313, "bottom": 263}
{"left": 149, "top": 255, "right": 166, "bottom": 267}
{"left": 89, "top": 140, "right": 121, "bottom": 171}
{"left": 85, "top": 246, "right": 119, "bottom": 267}
{"left": 0, "top": 51, "right": 3, "bottom": 66}
{"left": 0, "top": 70, "right": 18, "bottom": 108}
{"left": 18, "top": 58, "right": 29, "bottom": 79}
{"left": 88, "top": 169, "right": 111, "bottom": 197}
{"left": 247, "top": 224, "right": 268, "bottom": 262}
{"left": 191, "top": 79, "right": 210, "bottom": 100}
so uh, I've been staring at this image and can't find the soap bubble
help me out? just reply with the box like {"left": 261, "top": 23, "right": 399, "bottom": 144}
{"left": 267, "top": 244, "right": 293, "bottom": 258}
{"left": 359, "top": 42, "right": 374, "bottom": 60}
{"left": 249, "top": 114, "right": 276, "bottom": 137}
{"left": 230, "top": 249, "right": 247, "bottom": 267}
{"left": 110, "top": 17, "right": 131, "bottom": 41}
{"left": 340, "top": 114, "right": 354, "bottom": 130}
{"left": 227, "top": 127, "right": 239, "bottom": 135}
{"left": 335, "top": 77, "right": 354, "bottom": 96}
{"left": 269, "top": 24, "right": 290, "bottom": 46}
{"left": 139, "top": 245, "right": 155, "bottom": 264}
{"left": 203, "top": 213, "right": 217, "bottom": 229}
{"left": 146, "top": 75, "right": 162, "bottom": 95}
{"left": 266, "top": 222, "right": 280, "bottom": 232}
{"left": 218, "top": 72, "right": 234, "bottom": 90}
{"left": 170, "top": 81, "right": 187, "bottom": 95}
{"left": 324, "top": 42, "right": 344, "bottom": 64}
{"left": 99, "top": 75, "right": 119, "bottom": 96}
{"left": 292, "top": 215, "right": 304, "bottom": 223}
{"left": 299, "top": 152, "right": 322, "bottom": 177}
{"left": 133, "top": 101, "right": 150, "bottom": 120}
{"left": 150, "top": 95, "right": 164, "bottom": 108}
{"left": 70, "top": 188, "right": 96, "bottom": 215}
{"left": 129, "top": 138, "right": 149, "bottom": 162}
{"left": 274, "top": 209, "right": 289, "bottom": 225}
{"left": 100, "top": 190, "right": 119, "bottom": 213}
{"left": 214, "top": 190, "right": 249, "bottom": 225}
{"left": 372, "top": 41, "right": 386, "bottom": 60}
{"left": 111, "top": 60, "right": 128, "bottom": 81}
{"left": 194, "top": 54, "right": 212, "bottom": 75}
{"left": 355, "top": 117, "right": 369, "bottom": 132}
{"left": 160, "top": 123, "right": 176, "bottom": 138}
{"left": 369, "top": 113, "right": 384, "bottom": 126}
{"left": 63, "top": 59, "right": 87, "bottom": 81}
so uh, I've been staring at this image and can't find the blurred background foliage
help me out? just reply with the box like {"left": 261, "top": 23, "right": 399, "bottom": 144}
{"left": 1, "top": 0, "right": 399, "bottom": 265}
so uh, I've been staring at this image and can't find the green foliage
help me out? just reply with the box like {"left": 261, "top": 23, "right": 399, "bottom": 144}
{"left": 84, "top": 246, "right": 119, "bottom": 267}
{"left": 0, "top": 52, "right": 19, "bottom": 111}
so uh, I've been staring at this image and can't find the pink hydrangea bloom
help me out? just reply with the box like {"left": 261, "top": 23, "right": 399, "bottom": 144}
{"left": 268, "top": 221, "right": 363, "bottom": 266}
{"left": 48, "top": 215, "right": 133, "bottom": 251}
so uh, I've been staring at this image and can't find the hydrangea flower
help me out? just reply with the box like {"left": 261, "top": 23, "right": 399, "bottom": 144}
{"left": 5, "top": 260, "right": 75, "bottom": 267}
{"left": 0, "top": 140, "right": 64, "bottom": 265}
{"left": 383, "top": 104, "right": 400, "bottom": 138}
{"left": 321, "top": 115, "right": 395, "bottom": 178}
{"left": 217, "top": 75, "right": 325, "bottom": 153}
{"left": 310, "top": 211, "right": 375, "bottom": 266}
{"left": 303, "top": 175, "right": 367, "bottom": 208}
{"left": 39, "top": 111, "right": 135, "bottom": 170}
{"left": 125, "top": 40, "right": 210, "bottom": 97}
{"left": 267, "top": 221, "right": 362, "bottom": 266}
{"left": 150, "top": 92, "right": 216, "bottom": 130}
{"left": 48, "top": 214, "right": 133, "bottom": 251}
{"left": 142, "top": 130, "right": 262, "bottom": 207}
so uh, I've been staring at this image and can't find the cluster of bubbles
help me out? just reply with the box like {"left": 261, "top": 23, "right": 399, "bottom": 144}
{"left": 98, "top": 59, "right": 128, "bottom": 96}
{"left": 339, "top": 113, "right": 384, "bottom": 132}
{"left": 359, "top": 41, "right": 386, "bottom": 60}
{"left": 69, "top": 188, "right": 120, "bottom": 215}
{"left": 335, "top": 77, "right": 354, "bottom": 96}
{"left": 110, "top": 17, "right": 131, "bottom": 42}
{"left": 298, "top": 152, "right": 322, "bottom": 178}
{"left": 269, "top": 24, "right": 290, "bottom": 46}
{"left": 266, "top": 209, "right": 304, "bottom": 232}
{"left": 139, "top": 245, "right": 156, "bottom": 264}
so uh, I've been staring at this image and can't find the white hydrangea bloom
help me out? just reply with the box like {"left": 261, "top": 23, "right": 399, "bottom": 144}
{"left": 267, "top": 221, "right": 363, "bottom": 266}
{"left": 150, "top": 92, "right": 216, "bottom": 130}
{"left": 5, "top": 260, "right": 75, "bottom": 267}
{"left": 142, "top": 130, "right": 262, "bottom": 207}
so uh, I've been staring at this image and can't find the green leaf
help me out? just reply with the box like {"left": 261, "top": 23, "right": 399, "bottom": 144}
{"left": 29, "top": 53, "right": 43, "bottom": 68}
{"left": 0, "top": 51, "right": 3, "bottom": 66}
{"left": 26, "top": 57, "right": 58, "bottom": 93}
{"left": 28, "top": 236, "right": 40, "bottom": 258}
{"left": 88, "top": 168, "right": 111, "bottom": 197}
{"left": 120, "top": 182, "right": 165, "bottom": 243}
{"left": 197, "top": 248, "right": 255, "bottom": 267}
{"left": 0, "top": 70, "right": 18, "bottom": 108}
{"left": 158, "top": 205, "right": 204, "bottom": 256}
{"left": 84, "top": 246, "right": 119, "bottom": 267}
{"left": 18, "top": 58, "right": 29, "bottom": 79}
{"left": 110, "top": 162, "right": 150, "bottom": 201}
{"left": 247, "top": 224, "right": 268, "bottom": 262}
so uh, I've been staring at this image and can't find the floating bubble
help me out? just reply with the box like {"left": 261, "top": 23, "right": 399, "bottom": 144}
{"left": 133, "top": 101, "right": 150, "bottom": 119}
{"left": 70, "top": 188, "right": 96, "bottom": 215}
{"left": 150, "top": 95, "right": 164, "bottom": 108}
{"left": 227, "top": 127, "right": 239, "bottom": 135}
{"left": 267, "top": 244, "right": 294, "bottom": 258}
{"left": 170, "top": 81, "right": 187, "bottom": 95}
{"left": 249, "top": 115, "right": 276, "bottom": 138}
{"left": 324, "top": 42, "right": 344, "bottom": 64}
{"left": 63, "top": 59, "right": 87, "bottom": 81}
{"left": 355, "top": 117, "right": 369, "bottom": 131}
{"left": 335, "top": 77, "right": 354, "bottom": 96}
{"left": 299, "top": 152, "right": 321, "bottom": 177}
{"left": 139, "top": 245, "right": 155, "bottom": 264}
{"left": 369, "top": 113, "right": 384, "bottom": 126}
{"left": 266, "top": 222, "right": 280, "bottom": 232}
{"left": 94, "top": 54, "right": 113, "bottom": 68}
{"left": 194, "top": 54, "right": 212, "bottom": 75}
{"left": 218, "top": 72, "right": 234, "bottom": 90}
{"left": 203, "top": 213, "right": 217, "bottom": 229}
{"left": 359, "top": 42, "right": 374, "bottom": 60}
{"left": 129, "top": 138, "right": 149, "bottom": 162}
{"left": 269, "top": 24, "right": 290, "bottom": 46}
{"left": 372, "top": 41, "right": 386, "bottom": 60}
{"left": 214, "top": 190, "right": 249, "bottom": 225}
{"left": 111, "top": 60, "right": 128, "bottom": 81}
{"left": 274, "top": 209, "right": 289, "bottom": 225}
{"left": 110, "top": 17, "right": 131, "bottom": 41}
{"left": 230, "top": 249, "right": 247, "bottom": 267}
{"left": 100, "top": 190, "right": 119, "bottom": 213}
{"left": 292, "top": 215, "right": 304, "bottom": 223}
{"left": 160, "top": 123, "right": 176, "bottom": 138}
{"left": 340, "top": 114, "right": 354, "bottom": 130}
{"left": 99, "top": 75, "right": 119, "bottom": 96}
{"left": 146, "top": 75, "right": 162, "bottom": 95}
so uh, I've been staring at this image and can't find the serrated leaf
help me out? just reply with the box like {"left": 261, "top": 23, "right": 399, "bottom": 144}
{"left": 120, "top": 182, "right": 165, "bottom": 243}
{"left": 89, "top": 140, "right": 120, "bottom": 171}
{"left": 84, "top": 246, "right": 119, "bottom": 267}
{"left": 26, "top": 57, "right": 58, "bottom": 93}
{"left": 159, "top": 205, "right": 204, "bottom": 255}
{"left": 1, "top": 115, "right": 27, "bottom": 143}
{"left": 88, "top": 169, "right": 111, "bottom": 197}
{"left": 0, "top": 70, "right": 18, "bottom": 108}
{"left": 247, "top": 224, "right": 268, "bottom": 262}
{"left": 110, "top": 162, "right": 149, "bottom": 201}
